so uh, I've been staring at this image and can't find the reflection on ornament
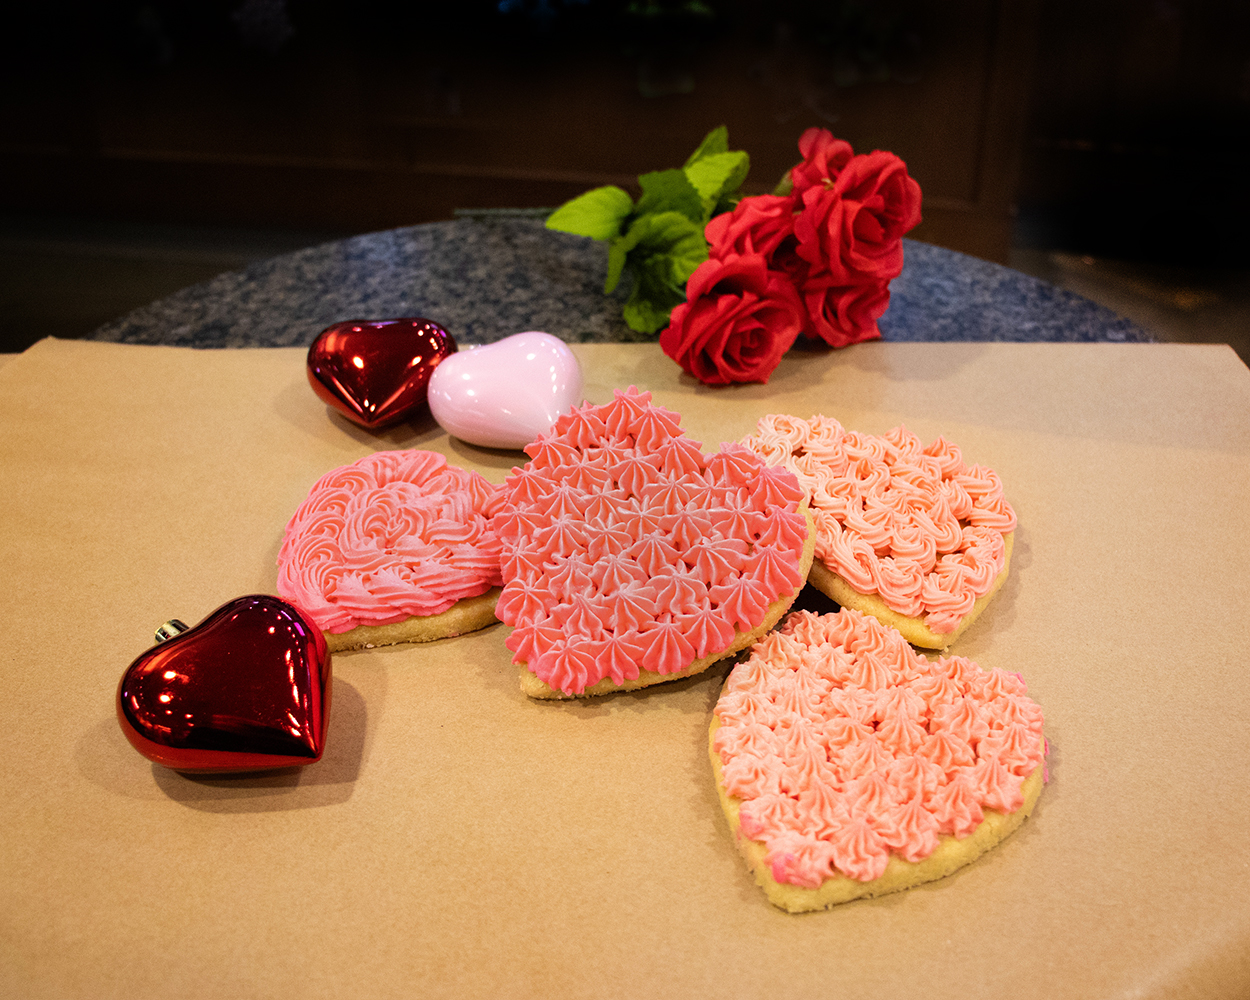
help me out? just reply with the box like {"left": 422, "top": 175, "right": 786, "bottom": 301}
{"left": 307, "top": 318, "right": 456, "bottom": 429}
{"left": 117, "top": 595, "right": 332, "bottom": 773}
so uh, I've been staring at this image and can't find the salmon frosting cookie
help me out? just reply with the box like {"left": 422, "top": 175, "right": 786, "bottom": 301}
{"left": 711, "top": 608, "right": 1046, "bottom": 913}
{"left": 492, "top": 387, "right": 816, "bottom": 699}
{"left": 741, "top": 415, "right": 1016, "bottom": 648}
{"left": 277, "top": 449, "right": 504, "bottom": 652}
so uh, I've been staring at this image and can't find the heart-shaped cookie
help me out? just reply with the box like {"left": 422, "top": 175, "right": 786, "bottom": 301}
{"left": 741, "top": 415, "right": 1015, "bottom": 648}
{"left": 307, "top": 318, "right": 456, "bottom": 430}
{"left": 277, "top": 450, "right": 504, "bottom": 652}
{"left": 427, "top": 331, "right": 583, "bottom": 450}
{"left": 492, "top": 387, "right": 816, "bottom": 698}
{"left": 117, "top": 595, "right": 332, "bottom": 773}
{"left": 710, "top": 608, "right": 1045, "bottom": 912}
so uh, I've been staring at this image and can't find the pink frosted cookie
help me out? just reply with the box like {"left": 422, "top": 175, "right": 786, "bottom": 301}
{"left": 277, "top": 450, "right": 504, "bottom": 652}
{"left": 492, "top": 387, "right": 816, "bottom": 699}
{"left": 742, "top": 415, "right": 1016, "bottom": 648}
{"left": 710, "top": 608, "right": 1046, "bottom": 912}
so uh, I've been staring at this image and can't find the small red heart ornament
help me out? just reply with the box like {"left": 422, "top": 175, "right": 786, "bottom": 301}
{"left": 307, "top": 318, "right": 457, "bottom": 429}
{"left": 117, "top": 595, "right": 332, "bottom": 773}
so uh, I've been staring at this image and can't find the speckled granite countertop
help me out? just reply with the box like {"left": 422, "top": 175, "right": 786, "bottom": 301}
{"left": 86, "top": 217, "right": 1150, "bottom": 348}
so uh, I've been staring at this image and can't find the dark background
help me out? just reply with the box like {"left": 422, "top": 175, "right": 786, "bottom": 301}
{"left": 3, "top": 0, "right": 1248, "bottom": 355}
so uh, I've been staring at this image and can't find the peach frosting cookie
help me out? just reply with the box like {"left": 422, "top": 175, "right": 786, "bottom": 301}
{"left": 711, "top": 608, "right": 1046, "bottom": 913}
{"left": 277, "top": 449, "right": 504, "bottom": 652}
{"left": 741, "top": 415, "right": 1016, "bottom": 648}
{"left": 492, "top": 387, "right": 816, "bottom": 699}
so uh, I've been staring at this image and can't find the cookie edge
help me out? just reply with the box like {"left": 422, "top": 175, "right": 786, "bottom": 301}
{"left": 708, "top": 715, "right": 1044, "bottom": 913}
{"left": 517, "top": 503, "right": 817, "bottom": 699}
{"left": 808, "top": 530, "right": 1014, "bottom": 650}
{"left": 324, "top": 587, "right": 502, "bottom": 653}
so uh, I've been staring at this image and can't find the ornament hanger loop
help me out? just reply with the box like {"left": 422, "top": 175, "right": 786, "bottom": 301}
{"left": 154, "top": 619, "right": 190, "bottom": 643}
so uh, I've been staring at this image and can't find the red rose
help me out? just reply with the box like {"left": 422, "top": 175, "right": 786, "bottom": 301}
{"left": 660, "top": 254, "right": 804, "bottom": 386}
{"left": 705, "top": 193, "right": 798, "bottom": 260}
{"left": 794, "top": 150, "right": 922, "bottom": 285}
{"left": 769, "top": 233, "right": 809, "bottom": 288}
{"left": 789, "top": 127, "right": 855, "bottom": 196}
{"left": 800, "top": 277, "right": 891, "bottom": 348}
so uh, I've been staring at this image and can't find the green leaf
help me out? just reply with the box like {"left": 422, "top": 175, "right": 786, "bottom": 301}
{"left": 684, "top": 150, "right": 750, "bottom": 221}
{"left": 623, "top": 289, "right": 678, "bottom": 335}
{"left": 635, "top": 169, "right": 704, "bottom": 224}
{"left": 685, "top": 150, "right": 748, "bottom": 201}
{"left": 639, "top": 255, "right": 691, "bottom": 308}
{"left": 645, "top": 217, "right": 708, "bottom": 284}
{"left": 560, "top": 128, "right": 745, "bottom": 330}
{"left": 626, "top": 212, "right": 708, "bottom": 278}
{"left": 623, "top": 262, "right": 687, "bottom": 334}
{"left": 545, "top": 185, "right": 635, "bottom": 240}
{"left": 605, "top": 240, "right": 630, "bottom": 295}
{"left": 683, "top": 125, "right": 729, "bottom": 168}
{"left": 614, "top": 212, "right": 709, "bottom": 334}
{"left": 773, "top": 169, "right": 795, "bottom": 197}
{"left": 604, "top": 210, "right": 659, "bottom": 293}
{"left": 628, "top": 210, "right": 703, "bottom": 252}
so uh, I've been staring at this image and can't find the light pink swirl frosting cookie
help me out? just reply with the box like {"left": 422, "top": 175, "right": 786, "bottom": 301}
{"left": 492, "top": 386, "right": 810, "bottom": 696}
{"left": 742, "top": 415, "right": 1016, "bottom": 635}
{"left": 277, "top": 450, "right": 504, "bottom": 633}
{"left": 713, "top": 608, "right": 1045, "bottom": 888}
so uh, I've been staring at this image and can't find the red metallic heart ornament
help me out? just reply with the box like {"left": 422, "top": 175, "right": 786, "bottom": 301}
{"left": 117, "top": 595, "right": 332, "bottom": 773}
{"left": 307, "top": 317, "right": 457, "bottom": 429}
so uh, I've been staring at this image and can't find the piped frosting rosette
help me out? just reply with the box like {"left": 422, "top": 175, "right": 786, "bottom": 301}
{"left": 710, "top": 608, "right": 1046, "bottom": 912}
{"left": 492, "top": 387, "right": 816, "bottom": 698}
{"left": 741, "top": 414, "right": 1016, "bottom": 647}
{"left": 277, "top": 449, "right": 504, "bottom": 635}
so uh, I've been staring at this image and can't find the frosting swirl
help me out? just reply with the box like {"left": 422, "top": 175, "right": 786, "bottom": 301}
{"left": 493, "top": 387, "right": 809, "bottom": 695}
{"left": 742, "top": 416, "right": 1016, "bottom": 634}
{"left": 277, "top": 450, "right": 504, "bottom": 633}
{"left": 714, "top": 608, "right": 1045, "bottom": 886}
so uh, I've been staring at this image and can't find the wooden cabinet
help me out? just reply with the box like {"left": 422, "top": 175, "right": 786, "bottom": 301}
{"left": 2, "top": 1, "right": 1041, "bottom": 263}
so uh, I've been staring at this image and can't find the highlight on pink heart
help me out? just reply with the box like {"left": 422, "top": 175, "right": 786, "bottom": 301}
{"left": 307, "top": 318, "right": 457, "bottom": 430}
{"left": 116, "top": 595, "right": 332, "bottom": 773}
{"left": 427, "top": 331, "right": 583, "bottom": 450}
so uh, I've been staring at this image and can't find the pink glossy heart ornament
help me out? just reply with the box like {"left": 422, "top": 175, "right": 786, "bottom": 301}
{"left": 427, "top": 331, "right": 583, "bottom": 449}
{"left": 307, "top": 318, "right": 457, "bottom": 429}
{"left": 117, "top": 595, "right": 332, "bottom": 773}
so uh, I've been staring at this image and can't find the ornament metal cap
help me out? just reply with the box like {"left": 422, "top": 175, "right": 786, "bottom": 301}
{"left": 154, "top": 619, "right": 190, "bottom": 643}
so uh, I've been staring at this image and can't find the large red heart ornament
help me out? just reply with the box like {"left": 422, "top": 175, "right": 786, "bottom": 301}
{"left": 307, "top": 318, "right": 457, "bottom": 430}
{"left": 117, "top": 595, "right": 332, "bottom": 773}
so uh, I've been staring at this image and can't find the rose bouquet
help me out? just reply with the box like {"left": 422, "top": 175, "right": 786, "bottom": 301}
{"left": 546, "top": 126, "right": 921, "bottom": 385}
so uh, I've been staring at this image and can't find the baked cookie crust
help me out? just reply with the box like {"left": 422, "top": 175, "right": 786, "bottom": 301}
{"left": 324, "top": 588, "right": 502, "bottom": 653}
{"left": 709, "top": 716, "right": 1044, "bottom": 913}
